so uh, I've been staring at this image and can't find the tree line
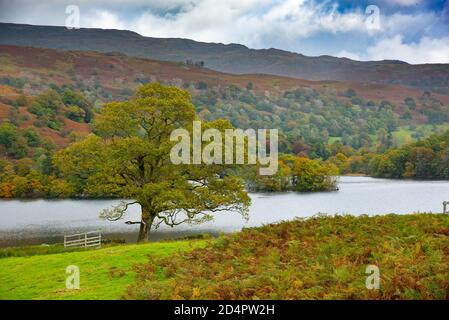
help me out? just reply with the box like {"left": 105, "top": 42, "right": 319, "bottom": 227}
{"left": 327, "top": 130, "right": 449, "bottom": 179}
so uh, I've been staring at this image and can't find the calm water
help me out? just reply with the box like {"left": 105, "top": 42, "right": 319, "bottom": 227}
{"left": 1, "top": 176, "right": 448, "bottom": 247}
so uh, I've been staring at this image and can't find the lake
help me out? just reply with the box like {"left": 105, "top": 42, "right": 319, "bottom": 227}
{"left": 1, "top": 176, "right": 448, "bottom": 247}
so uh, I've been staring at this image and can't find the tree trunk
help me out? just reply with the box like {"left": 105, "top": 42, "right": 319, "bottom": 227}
{"left": 137, "top": 205, "right": 155, "bottom": 242}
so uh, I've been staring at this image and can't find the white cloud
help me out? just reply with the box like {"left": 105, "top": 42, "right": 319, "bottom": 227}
{"left": 366, "top": 35, "right": 449, "bottom": 64}
{"left": 337, "top": 34, "right": 449, "bottom": 64}
{"left": 80, "top": 0, "right": 445, "bottom": 64}
{"left": 88, "top": 10, "right": 125, "bottom": 30}
{"left": 2, "top": 0, "right": 449, "bottom": 64}
{"left": 379, "top": 12, "right": 437, "bottom": 37}
{"left": 81, "top": 0, "right": 375, "bottom": 47}
{"left": 336, "top": 50, "right": 361, "bottom": 61}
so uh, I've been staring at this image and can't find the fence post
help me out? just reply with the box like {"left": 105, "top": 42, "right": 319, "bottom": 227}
{"left": 84, "top": 233, "right": 87, "bottom": 248}
{"left": 444, "top": 201, "right": 448, "bottom": 214}
{"left": 64, "top": 235, "right": 66, "bottom": 248}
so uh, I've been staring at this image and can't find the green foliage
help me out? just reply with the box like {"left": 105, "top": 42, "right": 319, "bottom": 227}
{"left": 0, "top": 76, "right": 26, "bottom": 89}
{"left": 126, "top": 214, "right": 449, "bottom": 300}
{"left": 0, "top": 119, "right": 72, "bottom": 197}
{"left": 29, "top": 89, "right": 64, "bottom": 115}
{"left": 55, "top": 83, "right": 250, "bottom": 241}
{"left": 246, "top": 155, "right": 339, "bottom": 192}
{"left": 28, "top": 89, "right": 64, "bottom": 130}
{"left": 1, "top": 77, "right": 448, "bottom": 202}
{"left": 196, "top": 81, "right": 208, "bottom": 90}
{"left": 0, "top": 155, "right": 76, "bottom": 198}
{"left": 65, "top": 105, "right": 86, "bottom": 122}
{"left": 61, "top": 89, "right": 93, "bottom": 123}
{"left": 27, "top": 88, "right": 94, "bottom": 130}
{"left": 292, "top": 157, "right": 339, "bottom": 192}
{"left": 192, "top": 85, "right": 408, "bottom": 155}
{"left": 404, "top": 97, "right": 416, "bottom": 110}
{"left": 46, "top": 177, "right": 76, "bottom": 198}
{"left": 0, "top": 122, "right": 18, "bottom": 149}
{"left": 22, "top": 126, "right": 41, "bottom": 147}
{"left": 53, "top": 134, "right": 104, "bottom": 195}
{"left": 336, "top": 130, "right": 449, "bottom": 179}
{"left": 0, "top": 123, "right": 28, "bottom": 157}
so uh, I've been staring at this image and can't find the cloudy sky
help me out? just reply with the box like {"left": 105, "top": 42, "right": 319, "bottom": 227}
{"left": 1, "top": 0, "right": 449, "bottom": 64}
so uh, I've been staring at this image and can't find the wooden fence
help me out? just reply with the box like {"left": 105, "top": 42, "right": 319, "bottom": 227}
{"left": 64, "top": 231, "right": 102, "bottom": 248}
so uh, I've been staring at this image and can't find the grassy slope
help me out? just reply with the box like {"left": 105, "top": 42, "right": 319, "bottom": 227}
{"left": 329, "top": 124, "right": 449, "bottom": 147}
{"left": 392, "top": 124, "right": 449, "bottom": 145}
{"left": 0, "top": 240, "right": 206, "bottom": 300}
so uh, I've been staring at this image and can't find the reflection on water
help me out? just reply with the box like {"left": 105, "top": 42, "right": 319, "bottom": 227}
{"left": 1, "top": 176, "right": 448, "bottom": 246}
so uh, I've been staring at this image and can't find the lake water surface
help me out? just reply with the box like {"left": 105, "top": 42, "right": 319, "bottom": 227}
{"left": 1, "top": 176, "right": 448, "bottom": 247}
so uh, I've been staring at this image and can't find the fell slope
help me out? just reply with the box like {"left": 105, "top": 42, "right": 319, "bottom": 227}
{"left": 1, "top": 23, "right": 449, "bottom": 93}
{"left": 1, "top": 44, "right": 443, "bottom": 106}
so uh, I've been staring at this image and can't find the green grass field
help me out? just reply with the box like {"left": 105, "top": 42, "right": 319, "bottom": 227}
{"left": 0, "top": 240, "right": 207, "bottom": 300}
{"left": 392, "top": 124, "right": 449, "bottom": 145}
{"left": 392, "top": 125, "right": 428, "bottom": 145}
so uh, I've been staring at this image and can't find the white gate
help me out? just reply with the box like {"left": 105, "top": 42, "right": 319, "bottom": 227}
{"left": 64, "top": 231, "right": 102, "bottom": 248}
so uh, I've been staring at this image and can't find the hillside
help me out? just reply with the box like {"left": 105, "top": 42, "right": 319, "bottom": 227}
{"left": 1, "top": 23, "right": 449, "bottom": 94}
{"left": 1, "top": 44, "right": 449, "bottom": 155}
{"left": 2, "top": 44, "right": 445, "bottom": 103}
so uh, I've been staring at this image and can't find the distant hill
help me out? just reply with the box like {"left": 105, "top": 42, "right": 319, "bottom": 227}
{"left": 1, "top": 44, "right": 449, "bottom": 153}
{"left": 1, "top": 23, "right": 448, "bottom": 94}
{"left": 2, "top": 44, "right": 444, "bottom": 106}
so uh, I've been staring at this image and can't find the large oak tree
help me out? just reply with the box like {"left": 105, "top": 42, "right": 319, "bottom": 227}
{"left": 55, "top": 83, "right": 250, "bottom": 241}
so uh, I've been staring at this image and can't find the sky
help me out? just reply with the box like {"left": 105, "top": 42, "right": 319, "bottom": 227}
{"left": 1, "top": 0, "right": 449, "bottom": 64}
